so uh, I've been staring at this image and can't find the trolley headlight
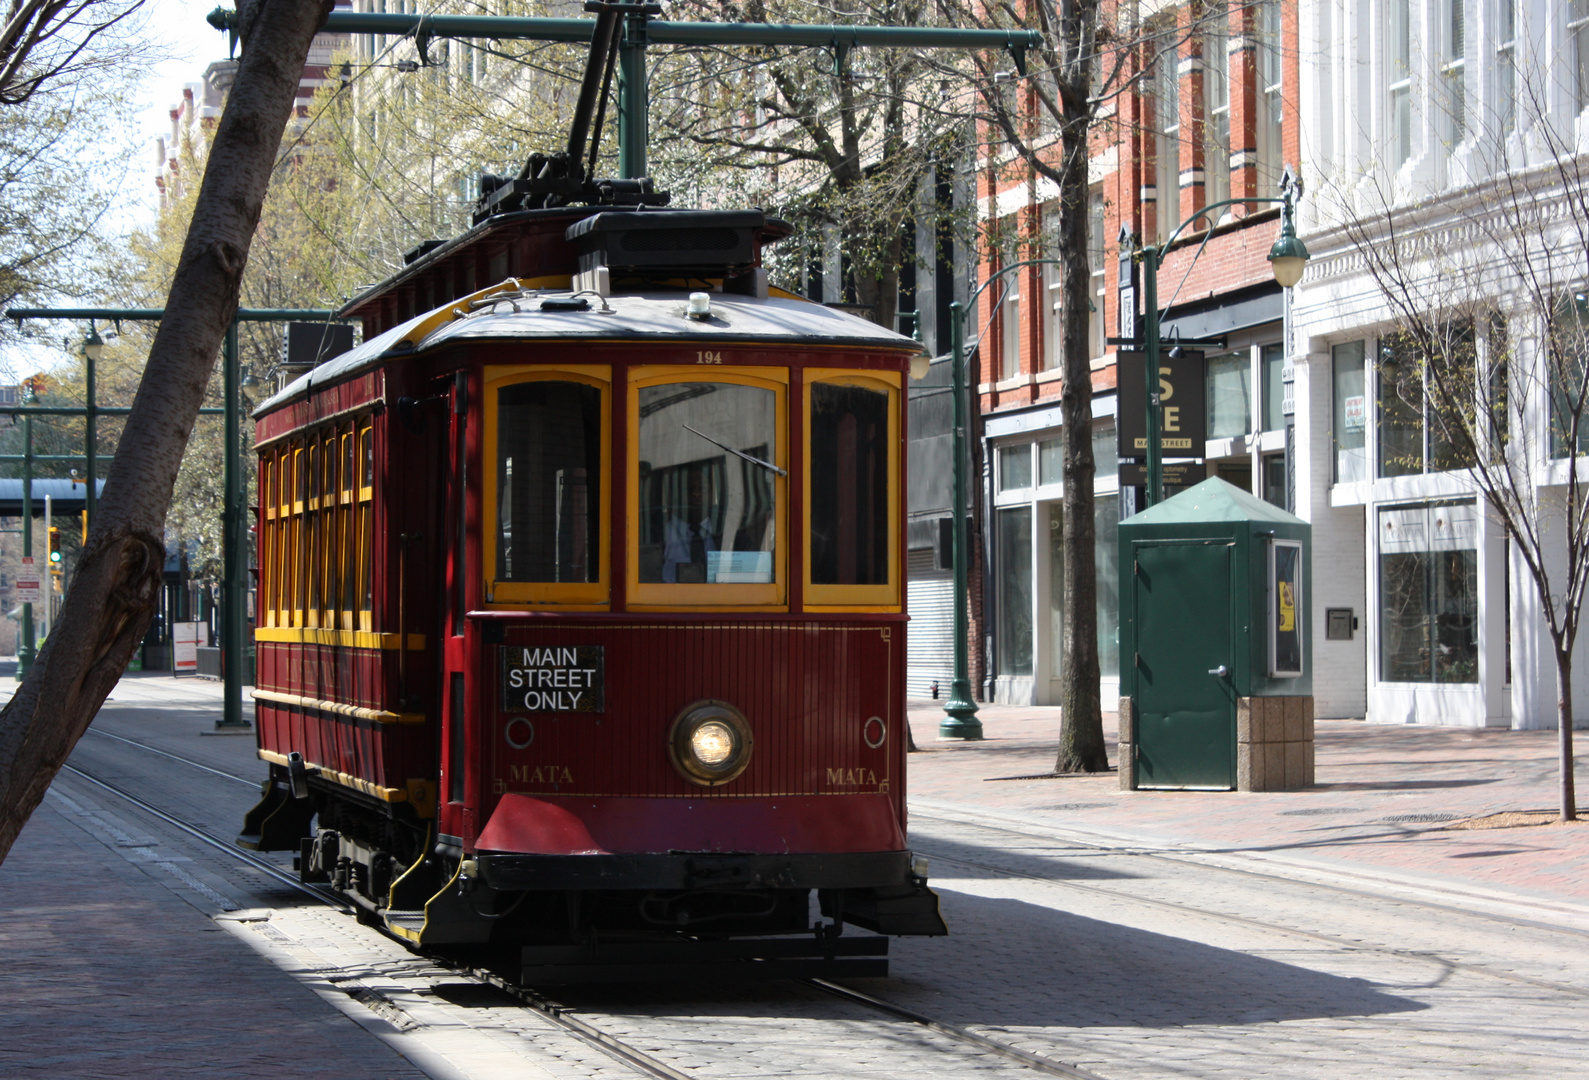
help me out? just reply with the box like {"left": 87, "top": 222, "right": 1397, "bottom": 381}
{"left": 668, "top": 700, "right": 753, "bottom": 786}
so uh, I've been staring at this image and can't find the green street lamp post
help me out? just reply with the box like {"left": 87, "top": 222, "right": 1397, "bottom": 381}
{"left": 4, "top": 307, "right": 342, "bottom": 723}
{"left": 941, "top": 258, "right": 1065, "bottom": 740}
{"left": 1131, "top": 179, "right": 1309, "bottom": 506}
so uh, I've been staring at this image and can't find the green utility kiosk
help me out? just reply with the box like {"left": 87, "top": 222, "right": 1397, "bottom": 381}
{"left": 1118, "top": 478, "right": 1313, "bottom": 791}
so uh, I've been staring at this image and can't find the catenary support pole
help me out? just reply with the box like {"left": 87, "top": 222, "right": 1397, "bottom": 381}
{"left": 43, "top": 495, "right": 52, "bottom": 642}
{"left": 941, "top": 300, "right": 982, "bottom": 738}
{"left": 618, "top": 12, "right": 649, "bottom": 178}
{"left": 3, "top": 307, "right": 343, "bottom": 714}
{"left": 219, "top": 319, "right": 248, "bottom": 730}
{"left": 18, "top": 417, "right": 32, "bottom": 678}
{"left": 1142, "top": 246, "right": 1163, "bottom": 506}
{"left": 85, "top": 337, "right": 97, "bottom": 525}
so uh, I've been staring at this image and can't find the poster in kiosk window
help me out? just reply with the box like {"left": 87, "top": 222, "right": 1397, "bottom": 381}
{"left": 1268, "top": 539, "right": 1303, "bottom": 677}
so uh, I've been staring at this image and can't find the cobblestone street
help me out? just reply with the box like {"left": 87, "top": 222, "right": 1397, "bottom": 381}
{"left": 1, "top": 675, "right": 1584, "bottom": 1079}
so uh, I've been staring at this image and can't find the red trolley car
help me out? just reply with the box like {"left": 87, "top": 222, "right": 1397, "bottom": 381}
{"left": 237, "top": 198, "right": 948, "bottom": 981}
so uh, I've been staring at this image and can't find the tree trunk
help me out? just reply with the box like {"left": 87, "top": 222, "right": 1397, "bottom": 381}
{"left": 0, "top": 0, "right": 332, "bottom": 865}
{"left": 1053, "top": 110, "right": 1107, "bottom": 774}
{"left": 1556, "top": 649, "right": 1578, "bottom": 823}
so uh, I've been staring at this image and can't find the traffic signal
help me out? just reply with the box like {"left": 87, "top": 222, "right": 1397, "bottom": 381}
{"left": 48, "top": 526, "right": 61, "bottom": 575}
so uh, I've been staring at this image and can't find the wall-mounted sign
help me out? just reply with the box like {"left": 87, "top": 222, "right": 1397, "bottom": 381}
{"left": 1117, "top": 350, "right": 1207, "bottom": 456}
{"left": 1268, "top": 539, "right": 1304, "bottom": 677}
{"left": 501, "top": 645, "right": 605, "bottom": 713}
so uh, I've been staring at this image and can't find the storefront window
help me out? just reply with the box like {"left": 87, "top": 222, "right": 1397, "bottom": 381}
{"left": 997, "top": 506, "right": 1033, "bottom": 676}
{"left": 1038, "top": 438, "right": 1062, "bottom": 486}
{"left": 1205, "top": 351, "right": 1251, "bottom": 439}
{"left": 1094, "top": 495, "right": 1120, "bottom": 677}
{"left": 1549, "top": 292, "right": 1589, "bottom": 457}
{"left": 1379, "top": 502, "right": 1479, "bottom": 683}
{"left": 1333, "top": 341, "right": 1369, "bottom": 483}
{"left": 1261, "top": 343, "right": 1286, "bottom": 431}
{"left": 999, "top": 443, "right": 1033, "bottom": 491}
{"left": 1093, "top": 421, "right": 1118, "bottom": 476}
{"left": 1378, "top": 338, "right": 1424, "bottom": 477}
{"left": 1048, "top": 506, "right": 1065, "bottom": 681}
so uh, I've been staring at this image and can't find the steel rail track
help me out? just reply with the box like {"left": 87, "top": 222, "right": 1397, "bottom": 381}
{"left": 81, "top": 727, "right": 263, "bottom": 788}
{"left": 58, "top": 762, "right": 350, "bottom": 913}
{"left": 914, "top": 828, "right": 1589, "bottom": 1001}
{"left": 806, "top": 978, "right": 1111, "bottom": 1080}
{"left": 64, "top": 748, "right": 1106, "bottom": 1080}
{"left": 912, "top": 806, "right": 1589, "bottom": 940}
{"left": 59, "top": 757, "right": 702, "bottom": 1080}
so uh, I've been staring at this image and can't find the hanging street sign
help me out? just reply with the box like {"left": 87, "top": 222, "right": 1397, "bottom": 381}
{"left": 1117, "top": 349, "right": 1207, "bottom": 457}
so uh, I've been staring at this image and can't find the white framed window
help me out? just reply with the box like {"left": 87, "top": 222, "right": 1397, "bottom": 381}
{"left": 1204, "top": 2, "right": 1231, "bottom": 211}
{"left": 1257, "top": 0, "right": 1284, "bottom": 195}
{"left": 999, "top": 237, "right": 1022, "bottom": 380}
{"left": 1090, "top": 191, "right": 1107, "bottom": 360}
{"left": 1389, "top": 0, "right": 1413, "bottom": 169}
{"left": 1157, "top": 35, "right": 1182, "bottom": 244}
{"left": 1042, "top": 207, "right": 1063, "bottom": 373}
{"left": 1573, "top": 0, "right": 1589, "bottom": 114}
{"left": 1441, "top": 0, "right": 1468, "bottom": 145}
{"left": 1496, "top": 0, "right": 1516, "bottom": 134}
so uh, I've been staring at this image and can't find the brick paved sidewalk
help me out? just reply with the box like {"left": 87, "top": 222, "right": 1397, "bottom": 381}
{"left": 905, "top": 700, "right": 1589, "bottom": 905}
{"left": 0, "top": 796, "right": 432, "bottom": 1079}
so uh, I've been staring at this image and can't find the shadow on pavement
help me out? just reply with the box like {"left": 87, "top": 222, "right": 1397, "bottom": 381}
{"left": 880, "top": 888, "right": 1428, "bottom": 1028}
{"left": 912, "top": 833, "right": 1144, "bottom": 882}
{"left": 546, "top": 889, "right": 1422, "bottom": 1031}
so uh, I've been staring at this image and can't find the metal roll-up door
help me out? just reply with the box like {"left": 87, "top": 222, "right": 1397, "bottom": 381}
{"left": 907, "top": 548, "right": 954, "bottom": 698}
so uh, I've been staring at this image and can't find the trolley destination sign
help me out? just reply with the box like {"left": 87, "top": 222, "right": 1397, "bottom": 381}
{"left": 501, "top": 645, "right": 606, "bottom": 713}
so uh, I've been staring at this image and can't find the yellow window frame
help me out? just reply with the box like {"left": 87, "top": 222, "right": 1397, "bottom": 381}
{"left": 259, "top": 455, "right": 276, "bottom": 628}
{"left": 358, "top": 421, "right": 374, "bottom": 632}
{"left": 803, "top": 370, "right": 902, "bottom": 610}
{"left": 337, "top": 426, "right": 356, "bottom": 629}
{"left": 481, "top": 364, "right": 612, "bottom": 608}
{"left": 320, "top": 431, "right": 338, "bottom": 628}
{"left": 291, "top": 444, "right": 306, "bottom": 627}
{"left": 627, "top": 365, "right": 789, "bottom": 610}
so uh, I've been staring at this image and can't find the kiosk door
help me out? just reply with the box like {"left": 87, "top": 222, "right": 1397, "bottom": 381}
{"left": 1132, "top": 539, "right": 1236, "bottom": 789}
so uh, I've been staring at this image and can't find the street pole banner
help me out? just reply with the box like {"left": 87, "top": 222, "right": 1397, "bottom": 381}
{"left": 1116, "top": 350, "right": 1207, "bottom": 457}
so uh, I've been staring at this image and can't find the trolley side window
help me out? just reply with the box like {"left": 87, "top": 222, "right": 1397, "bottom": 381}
{"left": 483, "top": 367, "right": 610, "bottom": 607}
{"left": 358, "top": 421, "right": 374, "bottom": 632}
{"left": 805, "top": 371, "right": 901, "bottom": 608}
{"left": 630, "top": 371, "right": 787, "bottom": 607}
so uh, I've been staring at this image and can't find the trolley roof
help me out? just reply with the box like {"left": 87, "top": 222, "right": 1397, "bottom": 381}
{"left": 256, "top": 287, "right": 921, "bottom": 416}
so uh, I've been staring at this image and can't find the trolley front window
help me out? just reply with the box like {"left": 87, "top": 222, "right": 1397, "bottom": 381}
{"left": 484, "top": 367, "right": 610, "bottom": 607}
{"left": 637, "top": 381, "right": 777, "bottom": 587}
{"left": 804, "top": 371, "right": 900, "bottom": 608}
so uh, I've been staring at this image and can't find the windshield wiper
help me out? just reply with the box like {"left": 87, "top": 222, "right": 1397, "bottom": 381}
{"left": 683, "top": 424, "right": 788, "bottom": 477}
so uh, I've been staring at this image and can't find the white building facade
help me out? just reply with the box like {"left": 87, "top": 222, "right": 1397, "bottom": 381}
{"left": 1295, "top": 0, "right": 1589, "bottom": 729}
